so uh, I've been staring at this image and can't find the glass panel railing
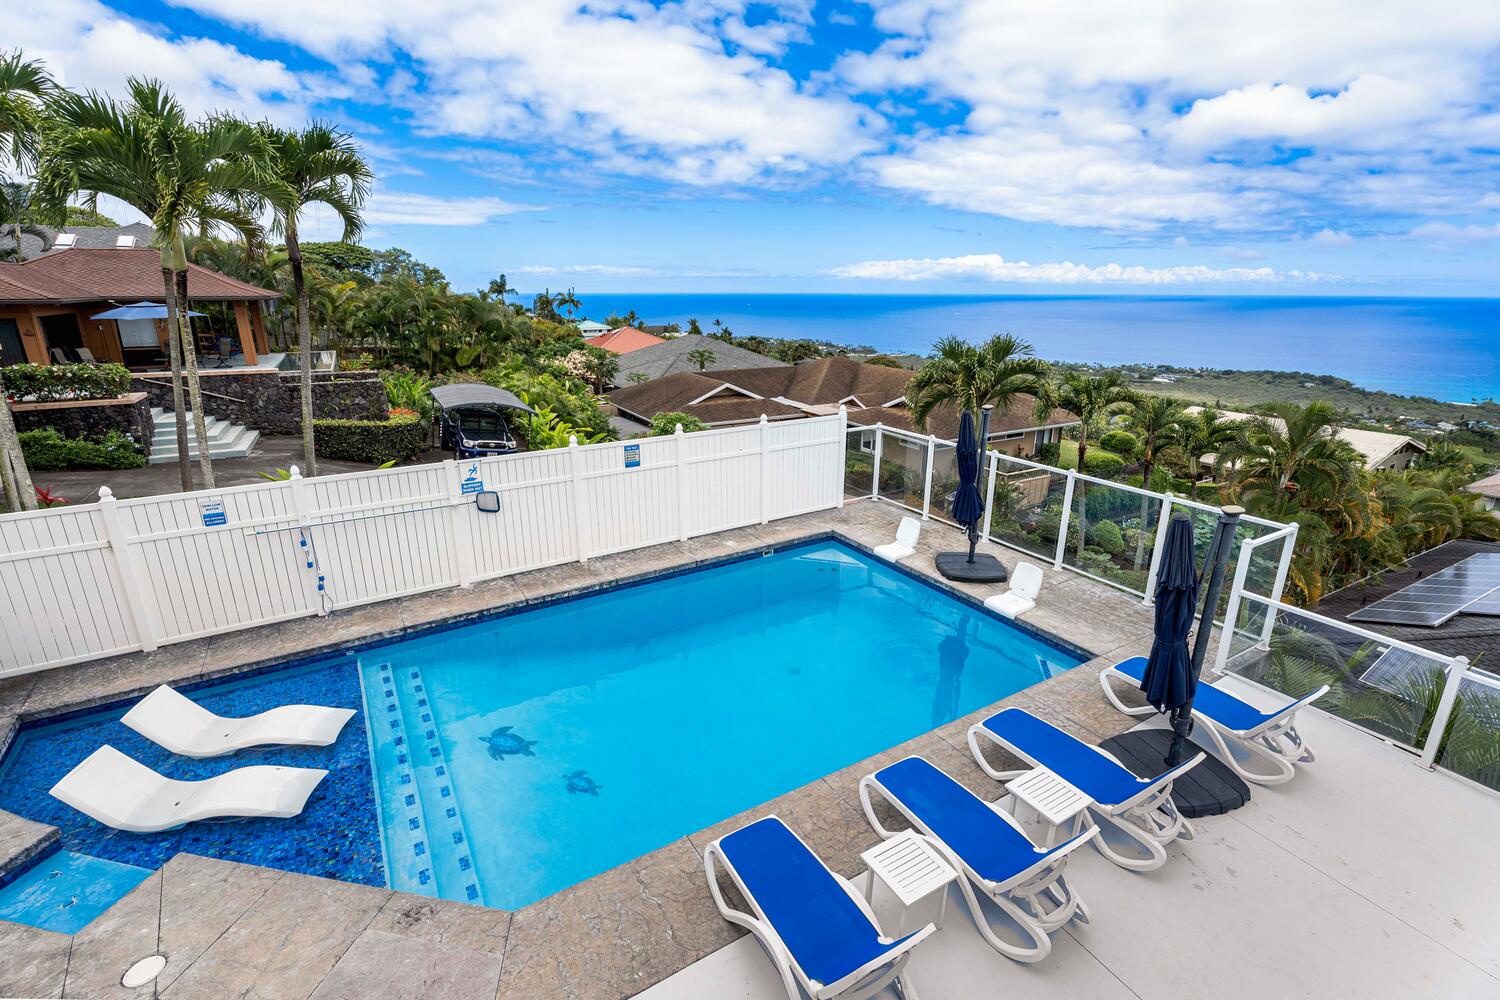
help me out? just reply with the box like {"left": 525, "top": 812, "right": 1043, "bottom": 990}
{"left": 1435, "top": 670, "right": 1500, "bottom": 792}
{"left": 926, "top": 441, "right": 960, "bottom": 527}
{"left": 845, "top": 428, "right": 875, "bottom": 498}
{"left": 875, "top": 432, "right": 928, "bottom": 513}
{"left": 1063, "top": 477, "right": 1163, "bottom": 596}
{"left": 985, "top": 456, "right": 1067, "bottom": 562}
{"left": 1221, "top": 595, "right": 1453, "bottom": 751}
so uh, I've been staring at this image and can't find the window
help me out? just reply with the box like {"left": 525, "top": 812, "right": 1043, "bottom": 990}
{"left": 116, "top": 318, "right": 159, "bottom": 349}
{"left": 53, "top": 233, "right": 77, "bottom": 248}
{"left": 859, "top": 431, "right": 875, "bottom": 454}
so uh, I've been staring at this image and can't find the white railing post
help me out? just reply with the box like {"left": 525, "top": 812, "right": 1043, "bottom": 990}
{"left": 1053, "top": 469, "right": 1077, "bottom": 569}
{"left": 870, "top": 423, "right": 884, "bottom": 499}
{"left": 836, "top": 405, "right": 847, "bottom": 509}
{"left": 1259, "top": 532, "right": 1296, "bottom": 644}
{"left": 1142, "top": 494, "right": 1175, "bottom": 604}
{"left": 921, "top": 434, "right": 936, "bottom": 520}
{"left": 675, "top": 424, "right": 692, "bottom": 541}
{"left": 443, "top": 458, "right": 474, "bottom": 588}
{"left": 759, "top": 414, "right": 771, "bottom": 525}
{"left": 287, "top": 465, "right": 328, "bottom": 616}
{"left": 568, "top": 437, "right": 589, "bottom": 561}
{"left": 1419, "top": 656, "right": 1469, "bottom": 770}
{"left": 95, "top": 486, "right": 159, "bottom": 652}
{"left": 981, "top": 452, "right": 998, "bottom": 543}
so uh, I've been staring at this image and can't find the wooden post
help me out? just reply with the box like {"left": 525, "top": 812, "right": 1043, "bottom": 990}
{"left": 233, "top": 301, "right": 258, "bottom": 366}
{"left": 248, "top": 300, "right": 270, "bottom": 356}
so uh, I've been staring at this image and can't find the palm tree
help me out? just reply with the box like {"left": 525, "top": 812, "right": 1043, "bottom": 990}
{"left": 686, "top": 346, "right": 718, "bottom": 371}
{"left": 0, "top": 367, "right": 37, "bottom": 511}
{"left": 39, "top": 79, "right": 271, "bottom": 490}
{"left": 1219, "top": 401, "right": 1359, "bottom": 503}
{"left": 0, "top": 50, "right": 53, "bottom": 171}
{"left": 0, "top": 180, "right": 52, "bottom": 261}
{"left": 255, "top": 122, "right": 372, "bottom": 476}
{"left": 1033, "top": 371, "right": 1137, "bottom": 557}
{"left": 486, "top": 274, "right": 513, "bottom": 301}
{"left": 1121, "top": 394, "right": 1186, "bottom": 568}
{"left": 1033, "top": 371, "right": 1137, "bottom": 473}
{"left": 552, "top": 287, "right": 581, "bottom": 319}
{"left": 1173, "top": 406, "right": 1238, "bottom": 486}
{"left": 907, "top": 335, "right": 1050, "bottom": 437}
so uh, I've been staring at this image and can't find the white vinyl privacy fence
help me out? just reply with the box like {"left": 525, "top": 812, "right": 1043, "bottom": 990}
{"left": 0, "top": 412, "right": 847, "bottom": 678}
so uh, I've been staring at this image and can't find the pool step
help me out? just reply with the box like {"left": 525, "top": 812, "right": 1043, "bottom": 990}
{"left": 368, "top": 661, "right": 483, "bottom": 904}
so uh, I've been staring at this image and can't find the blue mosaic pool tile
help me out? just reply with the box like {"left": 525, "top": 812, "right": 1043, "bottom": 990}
{"left": 413, "top": 841, "right": 425, "bottom": 857}
{"left": 0, "top": 656, "right": 385, "bottom": 889}
{"left": 404, "top": 794, "right": 415, "bottom": 807}
{"left": 465, "top": 883, "right": 478, "bottom": 900}
{"left": 458, "top": 856, "right": 471, "bottom": 871}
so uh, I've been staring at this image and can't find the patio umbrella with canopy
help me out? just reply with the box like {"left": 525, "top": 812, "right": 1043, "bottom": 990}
{"left": 934, "top": 405, "right": 1008, "bottom": 582}
{"left": 91, "top": 301, "right": 204, "bottom": 320}
{"left": 1140, "top": 512, "right": 1199, "bottom": 744}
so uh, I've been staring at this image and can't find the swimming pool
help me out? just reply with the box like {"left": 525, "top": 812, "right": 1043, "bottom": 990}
{"left": 0, "top": 538, "right": 1083, "bottom": 912}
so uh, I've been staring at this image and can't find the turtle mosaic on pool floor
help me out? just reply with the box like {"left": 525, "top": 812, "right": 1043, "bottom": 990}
{"left": 479, "top": 726, "right": 537, "bottom": 761}
{"left": 564, "top": 770, "right": 602, "bottom": 796}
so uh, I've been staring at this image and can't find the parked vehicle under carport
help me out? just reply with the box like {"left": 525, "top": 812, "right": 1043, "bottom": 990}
{"left": 430, "top": 384, "right": 536, "bottom": 458}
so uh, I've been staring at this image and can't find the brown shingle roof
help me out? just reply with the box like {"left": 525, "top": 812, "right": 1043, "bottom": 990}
{"left": 608, "top": 371, "right": 803, "bottom": 425}
{"left": 702, "top": 355, "right": 911, "bottom": 407}
{"left": 846, "top": 397, "right": 1075, "bottom": 439}
{"left": 0, "top": 248, "right": 279, "bottom": 304}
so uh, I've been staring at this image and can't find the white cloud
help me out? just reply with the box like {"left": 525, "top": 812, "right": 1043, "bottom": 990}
{"left": 1170, "top": 76, "right": 1432, "bottom": 149}
{"left": 830, "top": 253, "right": 1333, "bottom": 285}
{"left": 1308, "top": 228, "right": 1354, "bottom": 246}
{"left": 363, "top": 192, "right": 540, "bottom": 226}
{"left": 1409, "top": 220, "right": 1500, "bottom": 245}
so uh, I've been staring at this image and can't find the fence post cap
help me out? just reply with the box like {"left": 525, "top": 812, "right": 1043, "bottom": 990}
{"left": 759, "top": 414, "right": 768, "bottom": 425}
{"left": 97, "top": 485, "right": 113, "bottom": 500}
{"left": 568, "top": 435, "right": 579, "bottom": 448}
{"left": 289, "top": 465, "right": 302, "bottom": 480}
{"left": 674, "top": 423, "right": 684, "bottom": 435}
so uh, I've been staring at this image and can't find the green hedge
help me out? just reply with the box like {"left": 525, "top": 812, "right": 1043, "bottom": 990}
{"left": 20, "top": 428, "right": 146, "bottom": 470}
{"left": 4, "top": 363, "right": 131, "bottom": 402}
{"left": 313, "top": 412, "right": 427, "bottom": 464}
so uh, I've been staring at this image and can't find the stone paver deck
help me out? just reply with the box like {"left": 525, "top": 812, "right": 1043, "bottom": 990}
{"left": 0, "top": 499, "right": 1165, "bottom": 1000}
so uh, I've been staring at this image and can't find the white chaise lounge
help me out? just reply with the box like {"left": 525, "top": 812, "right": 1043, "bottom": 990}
{"left": 984, "top": 561, "right": 1042, "bottom": 619}
{"left": 874, "top": 516, "right": 921, "bottom": 562}
{"left": 1100, "top": 656, "right": 1328, "bottom": 786}
{"left": 50, "top": 745, "right": 328, "bottom": 833}
{"left": 122, "top": 684, "right": 356, "bottom": 758}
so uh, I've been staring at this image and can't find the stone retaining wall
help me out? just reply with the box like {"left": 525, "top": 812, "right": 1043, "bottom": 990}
{"left": 131, "top": 369, "right": 388, "bottom": 433}
{"left": 12, "top": 392, "right": 155, "bottom": 457}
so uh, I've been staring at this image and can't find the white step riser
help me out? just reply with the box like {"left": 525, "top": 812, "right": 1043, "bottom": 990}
{"left": 147, "top": 409, "right": 260, "bottom": 463}
{"left": 146, "top": 429, "right": 259, "bottom": 464}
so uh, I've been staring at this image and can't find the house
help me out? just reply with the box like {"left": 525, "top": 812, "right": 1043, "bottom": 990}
{"left": 0, "top": 247, "right": 281, "bottom": 370}
{"left": 584, "top": 326, "right": 666, "bottom": 354}
{"left": 1466, "top": 472, "right": 1500, "bottom": 512}
{"left": 1187, "top": 407, "right": 1427, "bottom": 472}
{"left": 608, "top": 355, "right": 1077, "bottom": 457}
{"left": 610, "top": 334, "right": 785, "bottom": 385}
{"left": 575, "top": 319, "right": 609, "bottom": 337}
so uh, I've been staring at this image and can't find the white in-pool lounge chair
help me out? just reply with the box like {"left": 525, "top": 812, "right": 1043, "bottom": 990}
{"left": 874, "top": 517, "right": 921, "bottom": 562}
{"left": 705, "top": 814, "right": 933, "bottom": 1000}
{"left": 859, "top": 756, "right": 1096, "bottom": 964}
{"left": 969, "top": 708, "right": 1203, "bottom": 872}
{"left": 122, "top": 684, "right": 355, "bottom": 758}
{"left": 50, "top": 745, "right": 327, "bottom": 833}
{"left": 1100, "top": 656, "right": 1328, "bottom": 786}
{"left": 983, "top": 561, "right": 1043, "bottom": 619}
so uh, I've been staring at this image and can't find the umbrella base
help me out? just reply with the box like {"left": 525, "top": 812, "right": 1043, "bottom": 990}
{"left": 1099, "top": 729, "right": 1251, "bottom": 818}
{"left": 933, "top": 552, "right": 1009, "bottom": 583}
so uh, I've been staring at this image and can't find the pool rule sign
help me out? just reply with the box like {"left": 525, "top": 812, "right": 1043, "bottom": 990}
{"left": 198, "top": 496, "right": 227, "bottom": 527}
{"left": 460, "top": 462, "right": 485, "bottom": 494}
{"left": 623, "top": 444, "right": 641, "bottom": 469}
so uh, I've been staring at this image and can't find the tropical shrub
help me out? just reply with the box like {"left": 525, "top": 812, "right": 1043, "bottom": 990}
{"left": 19, "top": 428, "right": 146, "bottom": 469}
{"left": 380, "top": 369, "right": 434, "bottom": 421}
{"left": 518, "top": 403, "right": 611, "bottom": 450}
{"left": 649, "top": 411, "right": 708, "bottom": 435}
{"left": 1082, "top": 449, "right": 1126, "bottom": 478}
{"left": 1090, "top": 519, "right": 1126, "bottom": 556}
{"left": 4, "top": 362, "right": 131, "bottom": 402}
{"left": 1099, "top": 429, "right": 1138, "bottom": 456}
{"left": 313, "top": 412, "right": 427, "bottom": 464}
{"left": 1034, "top": 441, "right": 1060, "bottom": 466}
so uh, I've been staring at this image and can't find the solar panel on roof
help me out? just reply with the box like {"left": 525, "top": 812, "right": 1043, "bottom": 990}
{"left": 1460, "top": 592, "right": 1500, "bottom": 617}
{"left": 1348, "top": 553, "right": 1500, "bottom": 628}
{"left": 1359, "top": 646, "right": 1443, "bottom": 695}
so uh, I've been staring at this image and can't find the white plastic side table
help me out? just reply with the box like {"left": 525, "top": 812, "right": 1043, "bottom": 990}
{"left": 1003, "top": 767, "right": 1093, "bottom": 847}
{"left": 860, "top": 831, "right": 958, "bottom": 935}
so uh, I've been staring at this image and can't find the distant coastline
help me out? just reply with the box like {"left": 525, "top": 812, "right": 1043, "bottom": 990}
{"left": 565, "top": 292, "right": 1500, "bottom": 404}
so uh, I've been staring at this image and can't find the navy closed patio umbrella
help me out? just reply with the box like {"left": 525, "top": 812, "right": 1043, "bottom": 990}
{"left": 951, "top": 409, "right": 985, "bottom": 562}
{"left": 1140, "top": 511, "right": 1198, "bottom": 713}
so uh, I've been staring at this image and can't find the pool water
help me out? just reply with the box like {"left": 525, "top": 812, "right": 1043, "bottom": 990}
{"left": 0, "top": 851, "right": 151, "bottom": 933}
{"left": 360, "top": 541, "right": 1082, "bottom": 908}
{"left": 0, "top": 539, "right": 1082, "bottom": 913}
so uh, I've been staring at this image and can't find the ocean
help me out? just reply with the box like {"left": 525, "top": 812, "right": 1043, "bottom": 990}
{"left": 563, "top": 294, "right": 1500, "bottom": 403}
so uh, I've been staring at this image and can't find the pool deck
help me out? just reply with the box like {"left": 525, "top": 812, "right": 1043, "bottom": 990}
{"left": 0, "top": 499, "right": 1165, "bottom": 1000}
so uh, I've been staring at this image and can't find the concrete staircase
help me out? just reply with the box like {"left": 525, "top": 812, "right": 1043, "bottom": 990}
{"left": 147, "top": 407, "right": 261, "bottom": 464}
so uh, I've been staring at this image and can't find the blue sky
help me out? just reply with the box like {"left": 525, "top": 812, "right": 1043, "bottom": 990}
{"left": 9, "top": 0, "right": 1500, "bottom": 296}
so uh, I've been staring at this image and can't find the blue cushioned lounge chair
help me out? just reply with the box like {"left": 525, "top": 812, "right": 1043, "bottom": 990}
{"left": 969, "top": 708, "right": 1203, "bottom": 871}
{"left": 1101, "top": 655, "right": 1328, "bottom": 786}
{"left": 859, "top": 757, "right": 1096, "bottom": 964}
{"left": 704, "top": 815, "right": 932, "bottom": 1000}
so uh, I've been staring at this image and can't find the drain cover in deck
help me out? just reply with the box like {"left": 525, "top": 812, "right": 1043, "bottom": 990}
{"left": 1100, "top": 729, "right": 1251, "bottom": 818}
